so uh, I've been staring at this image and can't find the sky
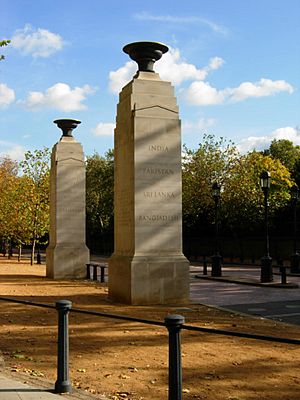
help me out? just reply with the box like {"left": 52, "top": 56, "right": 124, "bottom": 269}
{"left": 0, "top": 0, "right": 299, "bottom": 161}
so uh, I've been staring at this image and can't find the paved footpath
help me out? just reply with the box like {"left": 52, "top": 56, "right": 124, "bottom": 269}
{"left": 0, "top": 374, "right": 64, "bottom": 400}
{"left": 0, "top": 373, "right": 108, "bottom": 400}
{"left": 190, "top": 264, "right": 300, "bottom": 325}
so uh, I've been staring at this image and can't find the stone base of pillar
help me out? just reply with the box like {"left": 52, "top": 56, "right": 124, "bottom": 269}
{"left": 46, "top": 245, "right": 89, "bottom": 279}
{"left": 108, "top": 254, "right": 190, "bottom": 305}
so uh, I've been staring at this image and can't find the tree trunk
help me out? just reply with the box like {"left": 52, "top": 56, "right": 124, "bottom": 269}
{"left": 31, "top": 239, "right": 36, "bottom": 265}
{"left": 8, "top": 241, "right": 13, "bottom": 259}
{"left": 18, "top": 244, "right": 22, "bottom": 262}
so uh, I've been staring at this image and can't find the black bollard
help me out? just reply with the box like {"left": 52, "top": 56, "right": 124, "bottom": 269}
{"left": 203, "top": 256, "right": 208, "bottom": 275}
{"left": 100, "top": 265, "right": 105, "bottom": 282}
{"left": 93, "top": 265, "right": 98, "bottom": 281}
{"left": 280, "top": 266, "right": 287, "bottom": 284}
{"left": 165, "top": 314, "right": 185, "bottom": 400}
{"left": 86, "top": 264, "right": 91, "bottom": 279}
{"left": 55, "top": 300, "right": 72, "bottom": 393}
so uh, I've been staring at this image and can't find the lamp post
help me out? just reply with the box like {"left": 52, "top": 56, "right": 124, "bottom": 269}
{"left": 260, "top": 171, "right": 273, "bottom": 282}
{"left": 211, "top": 182, "right": 222, "bottom": 277}
{"left": 290, "top": 184, "right": 299, "bottom": 273}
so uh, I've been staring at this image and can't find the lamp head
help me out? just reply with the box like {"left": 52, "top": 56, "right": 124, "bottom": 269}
{"left": 212, "top": 182, "right": 221, "bottom": 199}
{"left": 260, "top": 171, "right": 271, "bottom": 191}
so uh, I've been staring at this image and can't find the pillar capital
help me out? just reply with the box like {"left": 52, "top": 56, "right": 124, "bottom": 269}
{"left": 123, "top": 41, "right": 168, "bottom": 73}
{"left": 54, "top": 119, "right": 81, "bottom": 137}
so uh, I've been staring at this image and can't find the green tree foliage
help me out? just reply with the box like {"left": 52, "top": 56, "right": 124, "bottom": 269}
{"left": 19, "top": 148, "right": 50, "bottom": 263}
{"left": 222, "top": 151, "right": 293, "bottom": 234}
{"left": 86, "top": 151, "right": 114, "bottom": 251}
{"left": 269, "top": 138, "right": 300, "bottom": 174}
{"left": 0, "top": 39, "right": 10, "bottom": 61}
{"left": 182, "top": 134, "right": 239, "bottom": 231}
{"left": 182, "top": 134, "right": 294, "bottom": 237}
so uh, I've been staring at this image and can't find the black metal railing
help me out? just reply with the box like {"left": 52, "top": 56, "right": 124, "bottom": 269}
{"left": 0, "top": 296, "right": 299, "bottom": 400}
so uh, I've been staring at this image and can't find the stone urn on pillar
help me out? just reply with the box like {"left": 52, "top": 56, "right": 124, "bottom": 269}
{"left": 108, "top": 41, "right": 190, "bottom": 305}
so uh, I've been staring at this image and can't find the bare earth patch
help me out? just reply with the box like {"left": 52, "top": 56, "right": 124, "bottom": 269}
{"left": 0, "top": 257, "right": 299, "bottom": 400}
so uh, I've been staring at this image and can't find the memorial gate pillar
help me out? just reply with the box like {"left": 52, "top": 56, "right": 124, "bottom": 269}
{"left": 46, "top": 119, "right": 89, "bottom": 279}
{"left": 109, "top": 42, "right": 190, "bottom": 304}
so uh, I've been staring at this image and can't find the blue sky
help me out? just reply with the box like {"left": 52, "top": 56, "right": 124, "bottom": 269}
{"left": 0, "top": 0, "right": 299, "bottom": 160}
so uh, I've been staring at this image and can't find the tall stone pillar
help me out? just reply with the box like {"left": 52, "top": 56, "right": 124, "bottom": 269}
{"left": 109, "top": 42, "right": 190, "bottom": 305}
{"left": 46, "top": 119, "right": 89, "bottom": 279}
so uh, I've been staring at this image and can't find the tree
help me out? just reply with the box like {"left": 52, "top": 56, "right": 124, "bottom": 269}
{"left": 0, "top": 39, "right": 10, "bottom": 61}
{"left": 0, "top": 157, "right": 19, "bottom": 253}
{"left": 19, "top": 148, "right": 50, "bottom": 264}
{"left": 182, "top": 134, "right": 239, "bottom": 232}
{"left": 182, "top": 135, "right": 294, "bottom": 243}
{"left": 221, "top": 151, "right": 293, "bottom": 235}
{"left": 86, "top": 150, "right": 114, "bottom": 253}
{"left": 269, "top": 138, "right": 300, "bottom": 174}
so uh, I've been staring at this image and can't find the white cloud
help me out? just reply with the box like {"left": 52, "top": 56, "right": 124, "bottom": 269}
{"left": 184, "top": 78, "right": 294, "bottom": 106}
{"left": 237, "top": 127, "right": 300, "bottom": 154}
{"left": 21, "top": 83, "right": 94, "bottom": 111}
{"left": 108, "top": 47, "right": 224, "bottom": 94}
{"left": 109, "top": 45, "right": 293, "bottom": 107}
{"left": 184, "top": 81, "right": 225, "bottom": 105}
{"left": 0, "top": 141, "right": 26, "bottom": 161}
{"left": 182, "top": 117, "right": 216, "bottom": 132}
{"left": 207, "top": 57, "right": 224, "bottom": 71}
{"left": 133, "top": 12, "right": 229, "bottom": 35}
{"left": 0, "top": 83, "right": 15, "bottom": 107}
{"left": 271, "top": 126, "right": 300, "bottom": 143}
{"left": 11, "top": 24, "right": 64, "bottom": 57}
{"left": 156, "top": 51, "right": 224, "bottom": 85}
{"left": 229, "top": 78, "right": 294, "bottom": 102}
{"left": 108, "top": 61, "right": 136, "bottom": 94}
{"left": 92, "top": 122, "right": 115, "bottom": 136}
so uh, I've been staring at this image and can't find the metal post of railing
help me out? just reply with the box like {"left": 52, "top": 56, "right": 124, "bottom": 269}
{"left": 55, "top": 300, "right": 72, "bottom": 393}
{"left": 280, "top": 266, "right": 287, "bottom": 284}
{"left": 86, "top": 264, "right": 91, "bottom": 279}
{"left": 100, "top": 266, "right": 105, "bottom": 282}
{"left": 203, "top": 256, "right": 207, "bottom": 275}
{"left": 93, "top": 265, "right": 98, "bottom": 280}
{"left": 165, "top": 314, "right": 185, "bottom": 400}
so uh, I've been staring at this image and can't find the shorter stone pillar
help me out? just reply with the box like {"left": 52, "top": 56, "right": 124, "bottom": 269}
{"left": 46, "top": 119, "right": 89, "bottom": 279}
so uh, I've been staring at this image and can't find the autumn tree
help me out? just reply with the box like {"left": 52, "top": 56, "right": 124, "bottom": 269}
{"left": 221, "top": 151, "right": 293, "bottom": 235}
{"left": 0, "top": 157, "right": 19, "bottom": 253}
{"left": 182, "top": 134, "right": 295, "bottom": 245}
{"left": 182, "top": 134, "right": 239, "bottom": 232}
{"left": 19, "top": 148, "right": 50, "bottom": 263}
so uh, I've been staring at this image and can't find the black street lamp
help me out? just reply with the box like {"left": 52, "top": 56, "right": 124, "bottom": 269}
{"left": 290, "top": 184, "right": 299, "bottom": 273}
{"left": 211, "top": 182, "right": 222, "bottom": 277}
{"left": 260, "top": 171, "right": 273, "bottom": 282}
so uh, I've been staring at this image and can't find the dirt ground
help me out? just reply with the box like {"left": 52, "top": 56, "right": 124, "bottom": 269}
{"left": 0, "top": 257, "right": 299, "bottom": 400}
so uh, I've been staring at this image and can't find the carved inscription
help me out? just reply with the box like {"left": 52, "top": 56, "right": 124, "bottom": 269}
{"left": 142, "top": 167, "right": 173, "bottom": 175}
{"left": 143, "top": 191, "right": 175, "bottom": 199}
{"left": 137, "top": 214, "right": 179, "bottom": 223}
{"left": 148, "top": 145, "right": 169, "bottom": 152}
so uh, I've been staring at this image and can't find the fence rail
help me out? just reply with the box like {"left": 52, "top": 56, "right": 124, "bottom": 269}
{"left": 0, "top": 296, "right": 299, "bottom": 400}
